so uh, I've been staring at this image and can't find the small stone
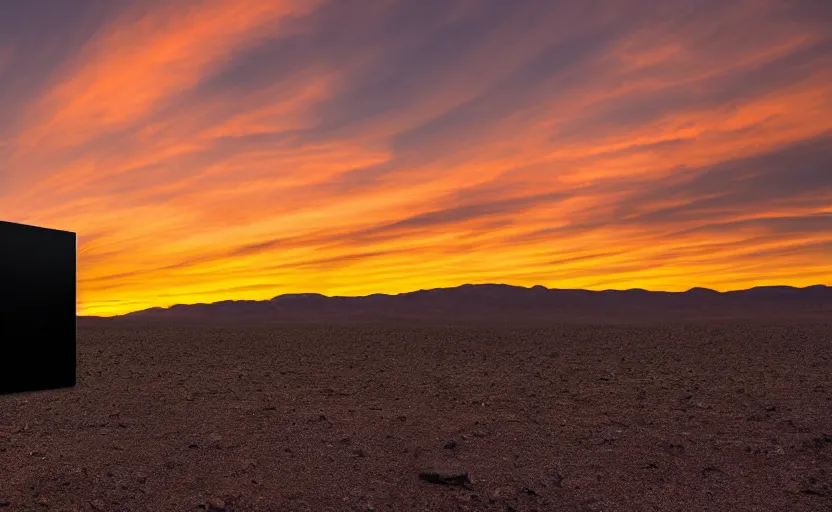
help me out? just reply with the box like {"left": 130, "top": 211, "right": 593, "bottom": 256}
{"left": 418, "top": 470, "right": 472, "bottom": 487}
{"left": 206, "top": 497, "right": 226, "bottom": 512}
{"left": 208, "top": 433, "right": 223, "bottom": 448}
{"left": 491, "top": 487, "right": 513, "bottom": 501}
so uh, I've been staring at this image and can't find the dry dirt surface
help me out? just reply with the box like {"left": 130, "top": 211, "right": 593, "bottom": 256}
{"left": 1, "top": 321, "right": 831, "bottom": 511}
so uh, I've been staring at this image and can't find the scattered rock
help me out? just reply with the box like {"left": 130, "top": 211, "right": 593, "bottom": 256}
{"left": 490, "top": 486, "right": 513, "bottom": 501}
{"left": 664, "top": 442, "right": 685, "bottom": 455}
{"left": 206, "top": 497, "right": 227, "bottom": 512}
{"left": 808, "top": 434, "right": 832, "bottom": 450}
{"left": 443, "top": 440, "right": 458, "bottom": 450}
{"left": 208, "top": 433, "right": 223, "bottom": 448}
{"left": 418, "top": 470, "right": 472, "bottom": 488}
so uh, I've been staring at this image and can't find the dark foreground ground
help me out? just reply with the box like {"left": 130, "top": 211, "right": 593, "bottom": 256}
{"left": 1, "top": 321, "right": 830, "bottom": 511}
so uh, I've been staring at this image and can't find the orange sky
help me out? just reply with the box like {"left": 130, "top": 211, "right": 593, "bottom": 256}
{"left": 1, "top": 0, "right": 830, "bottom": 317}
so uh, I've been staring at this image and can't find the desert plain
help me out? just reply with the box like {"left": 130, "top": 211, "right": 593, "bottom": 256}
{"left": 1, "top": 320, "right": 830, "bottom": 511}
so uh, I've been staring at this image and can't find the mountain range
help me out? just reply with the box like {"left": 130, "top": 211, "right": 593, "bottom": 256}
{"left": 79, "top": 284, "right": 832, "bottom": 325}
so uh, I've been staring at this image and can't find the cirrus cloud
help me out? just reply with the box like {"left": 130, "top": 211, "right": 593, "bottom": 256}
{"left": 0, "top": 0, "right": 830, "bottom": 316}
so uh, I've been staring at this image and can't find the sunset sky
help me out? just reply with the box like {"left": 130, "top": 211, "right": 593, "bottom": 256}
{"left": 1, "top": 0, "right": 830, "bottom": 317}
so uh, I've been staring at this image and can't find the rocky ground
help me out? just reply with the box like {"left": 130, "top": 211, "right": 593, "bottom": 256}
{"left": 1, "top": 321, "right": 830, "bottom": 511}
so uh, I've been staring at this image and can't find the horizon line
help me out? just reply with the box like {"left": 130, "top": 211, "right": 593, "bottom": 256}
{"left": 78, "top": 282, "right": 831, "bottom": 319}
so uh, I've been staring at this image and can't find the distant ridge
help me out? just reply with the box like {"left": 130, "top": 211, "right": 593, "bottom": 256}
{"left": 78, "top": 284, "right": 832, "bottom": 324}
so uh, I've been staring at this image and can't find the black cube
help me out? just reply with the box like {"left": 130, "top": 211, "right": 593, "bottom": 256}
{"left": 0, "top": 220, "right": 76, "bottom": 394}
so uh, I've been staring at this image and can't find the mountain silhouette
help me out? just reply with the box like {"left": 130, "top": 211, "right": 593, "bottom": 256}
{"left": 79, "top": 284, "right": 832, "bottom": 325}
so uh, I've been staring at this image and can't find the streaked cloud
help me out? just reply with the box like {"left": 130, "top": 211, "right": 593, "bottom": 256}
{"left": 0, "top": 0, "right": 829, "bottom": 316}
